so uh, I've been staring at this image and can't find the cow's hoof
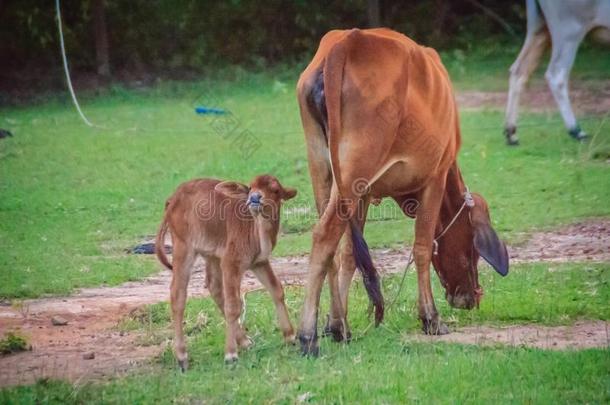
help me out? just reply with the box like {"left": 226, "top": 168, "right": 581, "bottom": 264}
{"left": 568, "top": 126, "right": 588, "bottom": 142}
{"left": 504, "top": 127, "right": 519, "bottom": 146}
{"left": 224, "top": 352, "right": 238, "bottom": 364}
{"left": 238, "top": 335, "right": 253, "bottom": 349}
{"left": 177, "top": 358, "right": 188, "bottom": 372}
{"left": 421, "top": 317, "right": 450, "bottom": 335}
{"left": 298, "top": 333, "right": 320, "bottom": 357}
{"left": 322, "top": 316, "right": 352, "bottom": 342}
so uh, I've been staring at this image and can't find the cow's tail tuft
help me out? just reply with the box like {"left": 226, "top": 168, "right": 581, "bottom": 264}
{"left": 349, "top": 219, "right": 384, "bottom": 325}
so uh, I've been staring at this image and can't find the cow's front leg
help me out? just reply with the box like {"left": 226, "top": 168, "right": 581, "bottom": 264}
{"left": 414, "top": 177, "right": 449, "bottom": 335}
{"left": 298, "top": 191, "right": 348, "bottom": 355}
{"left": 221, "top": 256, "right": 247, "bottom": 362}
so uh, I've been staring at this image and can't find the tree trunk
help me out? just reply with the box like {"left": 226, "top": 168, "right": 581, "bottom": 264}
{"left": 367, "top": 0, "right": 381, "bottom": 28}
{"left": 92, "top": 0, "right": 110, "bottom": 78}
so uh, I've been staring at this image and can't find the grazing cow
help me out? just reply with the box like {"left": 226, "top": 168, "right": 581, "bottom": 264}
{"left": 296, "top": 28, "right": 509, "bottom": 355}
{"left": 155, "top": 175, "right": 297, "bottom": 369}
{"left": 504, "top": 0, "right": 610, "bottom": 145}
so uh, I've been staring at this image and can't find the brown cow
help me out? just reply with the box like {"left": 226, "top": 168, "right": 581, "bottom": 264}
{"left": 155, "top": 175, "right": 297, "bottom": 369}
{"left": 296, "top": 28, "right": 509, "bottom": 355}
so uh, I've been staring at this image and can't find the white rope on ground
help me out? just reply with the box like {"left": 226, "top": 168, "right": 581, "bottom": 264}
{"left": 55, "top": 0, "right": 95, "bottom": 127}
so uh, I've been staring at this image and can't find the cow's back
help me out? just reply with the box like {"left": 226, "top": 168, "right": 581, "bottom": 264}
{"left": 299, "top": 29, "right": 460, "bottom": 198}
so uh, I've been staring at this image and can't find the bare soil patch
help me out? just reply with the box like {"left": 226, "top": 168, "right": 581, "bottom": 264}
{"left": 456, "top": 80, "right": 610, "bottom": 115}
{"left": 408, "top": 321, "right": 609, "bottom": 350}
{"left": 1, "top": 219, "right": 609, "bottom": 387}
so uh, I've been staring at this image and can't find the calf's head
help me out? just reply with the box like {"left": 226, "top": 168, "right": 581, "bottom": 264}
{"left": 431, "top": 193, "right": 509, "bottom": 310}
{"left": 215, "top": 174, "right": 297, "bottom": 220}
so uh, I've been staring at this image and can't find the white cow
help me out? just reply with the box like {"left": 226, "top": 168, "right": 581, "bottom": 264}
{"left": 504, "top": 0, "right": 610, "bottom": 145}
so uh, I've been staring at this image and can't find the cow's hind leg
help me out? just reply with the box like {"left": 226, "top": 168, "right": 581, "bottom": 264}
{"left": 414, "top": 177, "right": 449, "bottom": 335}
{"left": 170, "top": 239, "right": 195, "bottom": 371}
{"left": 298, "top": 187, "right": 349, "bottom": 355}
{"left": 504, "top": 29, "right": 550, "bottom": 145}
{"left": 252, "top": 261, "right": 295, "bottom": 343}
{"left": 545, "top": 33, "right": 587, "bottom": 141}
{"left": 324, "top": 197, "right": 370, "bottom": 341}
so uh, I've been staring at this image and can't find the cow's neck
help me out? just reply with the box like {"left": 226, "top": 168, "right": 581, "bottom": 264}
{"left": 437, "top": 162, "right": 467, "bottom": 233}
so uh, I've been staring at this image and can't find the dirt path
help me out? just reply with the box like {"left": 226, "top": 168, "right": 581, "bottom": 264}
{"left": 456, "top": 80, "right": 610, "bottom": 115}
{"left": 1, "top": 220, "right": 609, "bottom": 387}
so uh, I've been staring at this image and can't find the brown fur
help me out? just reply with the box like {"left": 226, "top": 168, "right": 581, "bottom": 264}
{"left": 296, "top": 28, "right": 508, "bottom": 355}
{"left": 155, "top": 175, "right": 297, "bottom": 369}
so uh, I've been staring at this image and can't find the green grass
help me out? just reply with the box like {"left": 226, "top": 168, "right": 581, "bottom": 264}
{"left": 1, "top": 46, "right": 609, "bottom": 299}
{"left": 441, "top": 42, "right": 610, "bottom": 91}
{"left": 0, "top": 332, "right": 29, "bottom": 355}
{"left": 2, "top": 262, "right": 608, "bottom": 403}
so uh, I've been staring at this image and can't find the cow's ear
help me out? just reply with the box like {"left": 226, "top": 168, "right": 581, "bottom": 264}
{"left": 281, "top": 187, "right": 297, "bottom": 201}
{"left": 473, "top": 220, "right": 509, "bottom": 277}
{"left": 215, "top": 181, "right": 249, "bottom": 199}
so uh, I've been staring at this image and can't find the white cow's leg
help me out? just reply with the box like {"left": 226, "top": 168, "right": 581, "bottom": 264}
{"left": 545, "top": 36, "right": 587, "bottom": 141}
{"left": 504, "top": 30, "right": 550, "bottom": 145}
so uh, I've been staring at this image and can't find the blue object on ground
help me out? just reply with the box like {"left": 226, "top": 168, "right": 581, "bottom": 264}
{"left": 195, "top": 106, "right": 227, "bottom": 115}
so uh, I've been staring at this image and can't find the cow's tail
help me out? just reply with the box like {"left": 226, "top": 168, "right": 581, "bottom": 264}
{"left": 323, "top": 29, "right": 351, "bottom": 196}
{"left": 324, "top": 30, "right": 385, "bottom": 325}
{"left": 349, "top": 219, "right": 385, "bottom": 325}
{"left": 155, "top": 203, "right": 172, "bottom": 271}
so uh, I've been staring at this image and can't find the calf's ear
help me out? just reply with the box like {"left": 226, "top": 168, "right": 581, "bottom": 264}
{"left": 473, "top": 222, "right": 509, "bottom": 277}
{"left": 281, "top": 187, "right": 297, "bottom": 200}
{"left": 215, "top": 181, "right": 249, "bottom": 199}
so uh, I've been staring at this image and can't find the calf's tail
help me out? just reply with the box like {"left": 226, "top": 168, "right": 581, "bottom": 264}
{"left": 349, "top": 219, "right": 384, "bottom": 325}
{"left": 155, "top": 208, "right": 172, "bottom": 271}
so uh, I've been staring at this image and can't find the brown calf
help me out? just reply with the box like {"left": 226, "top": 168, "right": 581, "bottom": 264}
{"left": 155, "top": 175, "right": 297, "bottom": 369}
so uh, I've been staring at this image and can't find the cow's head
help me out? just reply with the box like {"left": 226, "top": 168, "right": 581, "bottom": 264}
{"left": 431, "top": 193, "right": 509, "bottom": 309}
{"left": 215, "top": 174, "right": 297, "bottom": 219}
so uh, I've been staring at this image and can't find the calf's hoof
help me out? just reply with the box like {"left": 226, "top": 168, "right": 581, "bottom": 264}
{"left": 421, "top": 317, "right": 450, "bottom": 335}
{"left": 298, "top": 333, "right": 320, "bottom": 357}
{"left": 224, "top": 352, "right": 239, "bottom": 364}
{"left": 504, "top": 126, "right": 519, "bottom": 146}
{"left": 177, "top": 358, "right": 188, "bottom": 372}
{"left": 284, "top": 331, "right": 297, "bottom": 345}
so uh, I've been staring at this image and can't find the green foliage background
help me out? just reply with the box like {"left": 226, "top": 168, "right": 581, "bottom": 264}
{"left": 1, "top": 0, "right": 527, "bottom": 101}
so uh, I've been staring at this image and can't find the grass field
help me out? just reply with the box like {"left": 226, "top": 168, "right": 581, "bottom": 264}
{"left": 1, "top": 45, "right": 610, "bottom": 299}
{"left": 1, "top": 262, "right": 608, "bottom": 403}
{"left": 0, "top": 37, "right": 609, "bottom": 403}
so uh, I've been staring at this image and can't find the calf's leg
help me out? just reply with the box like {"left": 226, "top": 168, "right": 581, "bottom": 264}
{"left": 205, "top": 257, "right": 224, "bottom": 314}
{"left": 252, "top": 261, "right": 295, "bottom": 342}
{"left": 206, "top": 257, "right": 249, "bottom": 348}
{"left": 170, "top": 240, "right": 195, "bottom": 371}
{"left": 221, "top": 257, "right": 247, "bottom": 362}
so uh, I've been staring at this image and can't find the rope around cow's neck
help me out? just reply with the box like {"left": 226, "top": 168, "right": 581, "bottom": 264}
{"left": 432, "top": 186, "right": 475, "bottom": 255}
